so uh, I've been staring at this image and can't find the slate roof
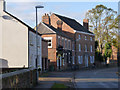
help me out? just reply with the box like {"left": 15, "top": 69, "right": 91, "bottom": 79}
{"left": 54, "top": 13, "right": 93, "bottom": 34}
{"left": 38, "top": 23, "right": 73, "bottom": 40}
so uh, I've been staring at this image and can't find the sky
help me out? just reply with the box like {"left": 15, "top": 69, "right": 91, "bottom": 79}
{"left": 5, "top": 0, "right": 119, "bottom": 28}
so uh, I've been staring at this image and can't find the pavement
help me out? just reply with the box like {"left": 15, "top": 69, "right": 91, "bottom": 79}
{"left": 33, "top": 67, "right": 119, "bottom": 89}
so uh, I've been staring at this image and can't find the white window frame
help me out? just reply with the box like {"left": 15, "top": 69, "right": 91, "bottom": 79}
{"left": 79, "top": 44, "right": 81, "bottom": 52}
{"left": 44, "top": 37, "right": 52, "bottom": 48}
{"left": 79, "top": 34, "right": 81, "bottom": 40}
{"left": 73, "top": 56, "right": 75, "bottom": 64}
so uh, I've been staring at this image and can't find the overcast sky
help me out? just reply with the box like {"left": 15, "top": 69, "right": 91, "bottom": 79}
{"left": 5, "top": 0, "right": 119, "bottom": 28}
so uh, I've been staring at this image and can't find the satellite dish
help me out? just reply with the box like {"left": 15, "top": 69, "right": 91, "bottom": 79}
{"left": 2, "top": 15, "right": 13, "bottom": 20}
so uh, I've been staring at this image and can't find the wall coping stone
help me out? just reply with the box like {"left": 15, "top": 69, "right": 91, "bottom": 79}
{"left": 0, "top": 68, "right": 36, "bottom": 79}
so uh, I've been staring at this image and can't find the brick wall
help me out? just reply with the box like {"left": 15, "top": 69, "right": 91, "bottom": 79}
{"left": 41, "top": 34, "right": 57, "bottom": 63}
{"left": 42, "top": 39, "right": 48, "bottom": 71}
{"left": 1, "top": 69, "right": 37, "bottom": 89}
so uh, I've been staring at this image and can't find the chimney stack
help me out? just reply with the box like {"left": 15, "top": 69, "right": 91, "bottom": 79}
{"left": 56, "top": 20, "right": 63, "bottom": 30}
{"left": 83, "top": 19, "right": 89, "bottom": 30}
{"left": 42, "top": 13, "right": 51, "bottom": 25}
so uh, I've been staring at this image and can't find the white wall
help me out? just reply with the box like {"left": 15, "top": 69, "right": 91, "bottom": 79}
{"left": 0, "top": 12, "right": 28, "bottom": 68}
{"left": 29, "top": 31, "right": 42, "bottom": 69}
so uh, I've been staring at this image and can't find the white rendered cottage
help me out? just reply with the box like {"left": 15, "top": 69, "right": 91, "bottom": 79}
{"left": 0, "top": 0, "right": 42, "bottom": 69}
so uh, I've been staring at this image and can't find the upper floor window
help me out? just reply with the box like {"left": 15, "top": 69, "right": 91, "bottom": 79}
{"left": 90, "top": 37, "right": 92, "bottom": 41}
{"left": 85, "top": 44, "right": 87, "bottom": 52}
{"left": 90, "top": 45, "right": 92, "bottom": 52}
{"left": 44, "top": 37, "right": 52, "bottom": 48}
{"left": 85, "top": 36, "right": 87, "bottom": 40}
{"left": 72, "top": 43, "right": 74, "bottom": 51}
{"left": 65, "top": 39, "right": 67, "bottom": 49}
{"left": 79, "top": 44, "right": 81, "bottom": 52}
{"left": 62, "top": 37, "right": 64, "bottom": 48}
{"left": 79, "top": 35, "right": 81, "bottom": 40}
{"left": 58, "top": 36, "right": 60, "bottom": 46}
{"left": 68, "top": 40, "right": 71, "bottom": 50}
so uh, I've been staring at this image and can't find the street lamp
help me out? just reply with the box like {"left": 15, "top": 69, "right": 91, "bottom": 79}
{"left": 35, "top": 5, "right": 44, "bottom": 76}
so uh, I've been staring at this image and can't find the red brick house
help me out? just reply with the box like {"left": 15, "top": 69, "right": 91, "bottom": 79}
{"left": 38, "top": 13, "right": 95, "bottom": 70}
{"left": 38, "top": 21, "right": 73, "bottom": 70}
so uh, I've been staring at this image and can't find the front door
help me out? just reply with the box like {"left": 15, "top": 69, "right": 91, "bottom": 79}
{"left": 85, "top": 55, "right": 88, "bottom": 67}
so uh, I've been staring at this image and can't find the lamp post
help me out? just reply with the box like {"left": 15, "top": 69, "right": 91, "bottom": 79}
{"left": 35, "top": 5, "right": 44, "bottom": 81}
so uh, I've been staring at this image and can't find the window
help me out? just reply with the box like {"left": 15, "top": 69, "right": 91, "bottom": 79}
{"left": 72, "top": 43, "right": 74, "bottom": 51}
{"left": 93, "top": 56, "right": 94, "bottom": 63}
{"left": 81, "top": 56, "right": 83, "bottom": 64}
{"left": 90, "top": 37, "right": 92, "bottom": 41}
{"left": 90, "top": 45, "right": 92, "bottom": 52}
{"left": 79, "top": 35, "right": 81, "bottom": 40}
{"left": 90, "top": 56, "right": 94, "bottom": 63}
{"left": 78, "top": 56, "right": 80, "bottom": 64}
{"left": 85, "top": 44, "right": 87, "bottom": 52}
{"left": 62, "top": 38, "right": 64, "bottom": 48}
{"left": 85, "top": 36, "right": 87, "bottom": 40}
{"left": 90, "top": 56, "right": 92, "bottom": 63}
{"left": 79, "top": 44, "right": 81, "bottom": 52}
{"left": 73, "top": 56, "right": 75, "bottom": 64}
{"left": 68, "top": 40, "right": 71, "bottom": 49}
{"left": 44, "top": 37, "right": 52, "bottom": 48}
{"left": 78, "top": 56, "right": 83, "bottom": 64}
{"left": 58, "top": 36, "right": 60, "bottom": 46}
{"left": 65, "top": 39, "right": 67, "bottom": 49}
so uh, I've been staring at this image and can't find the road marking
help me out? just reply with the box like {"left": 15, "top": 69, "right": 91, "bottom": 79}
{"left": 75, "top": 78, "right": 118, "bottom": 82}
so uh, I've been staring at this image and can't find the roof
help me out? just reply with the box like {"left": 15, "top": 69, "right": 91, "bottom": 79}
{"left": 54, "top": 13, "right": 94, "bottom": 34}
{"left": 4, "top": 10, "right": 41, "bottom": 36}
{"left": 38, "top": 23, "right": 73, "bottom": 40}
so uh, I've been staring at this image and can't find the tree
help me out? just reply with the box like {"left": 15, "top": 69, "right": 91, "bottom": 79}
{"left": 85, "top": 5, "right": 117, "bottom": 54}
{"left": 104, "top": 42, "right": 112, "bottom": 63}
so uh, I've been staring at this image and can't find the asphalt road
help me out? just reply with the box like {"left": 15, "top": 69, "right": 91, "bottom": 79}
{"left": 36, "top": 67, "right": 119, "bottom": 89}
{"left": 74, "top": 67, "right": 119, "bottom": 88}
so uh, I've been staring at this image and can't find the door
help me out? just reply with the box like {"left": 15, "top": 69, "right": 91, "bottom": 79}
{"left": 85, "top": 55, "right": 88, "bottom": 67}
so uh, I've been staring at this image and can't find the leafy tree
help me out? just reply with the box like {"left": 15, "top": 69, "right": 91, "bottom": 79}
{"left": 85, "top": 5, "right": 117, "bottom": 53}
{"left": 104, "top": 42, "right": 112, "bottom": 63}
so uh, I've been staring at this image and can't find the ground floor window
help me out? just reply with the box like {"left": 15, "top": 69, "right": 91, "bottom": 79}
{"left": 73, "top": 56, "right": 75, "bottom": 64}
{"left": 78, "top": 56, "right": 83, "bottom": 64}
{"left": 90, "top": 56, "right": 94, "bottom": 63}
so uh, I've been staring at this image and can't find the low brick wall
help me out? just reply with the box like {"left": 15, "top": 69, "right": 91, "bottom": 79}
{"left": 1, "top": 68, "right": 37, "bottom": 89}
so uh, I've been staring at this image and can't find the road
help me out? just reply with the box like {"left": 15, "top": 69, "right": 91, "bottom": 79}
{"left": 36, "top": 67, "right": 119, "bottom": 89}
{"left": 74, "top": 67, "right": 119, "bottom": 88}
